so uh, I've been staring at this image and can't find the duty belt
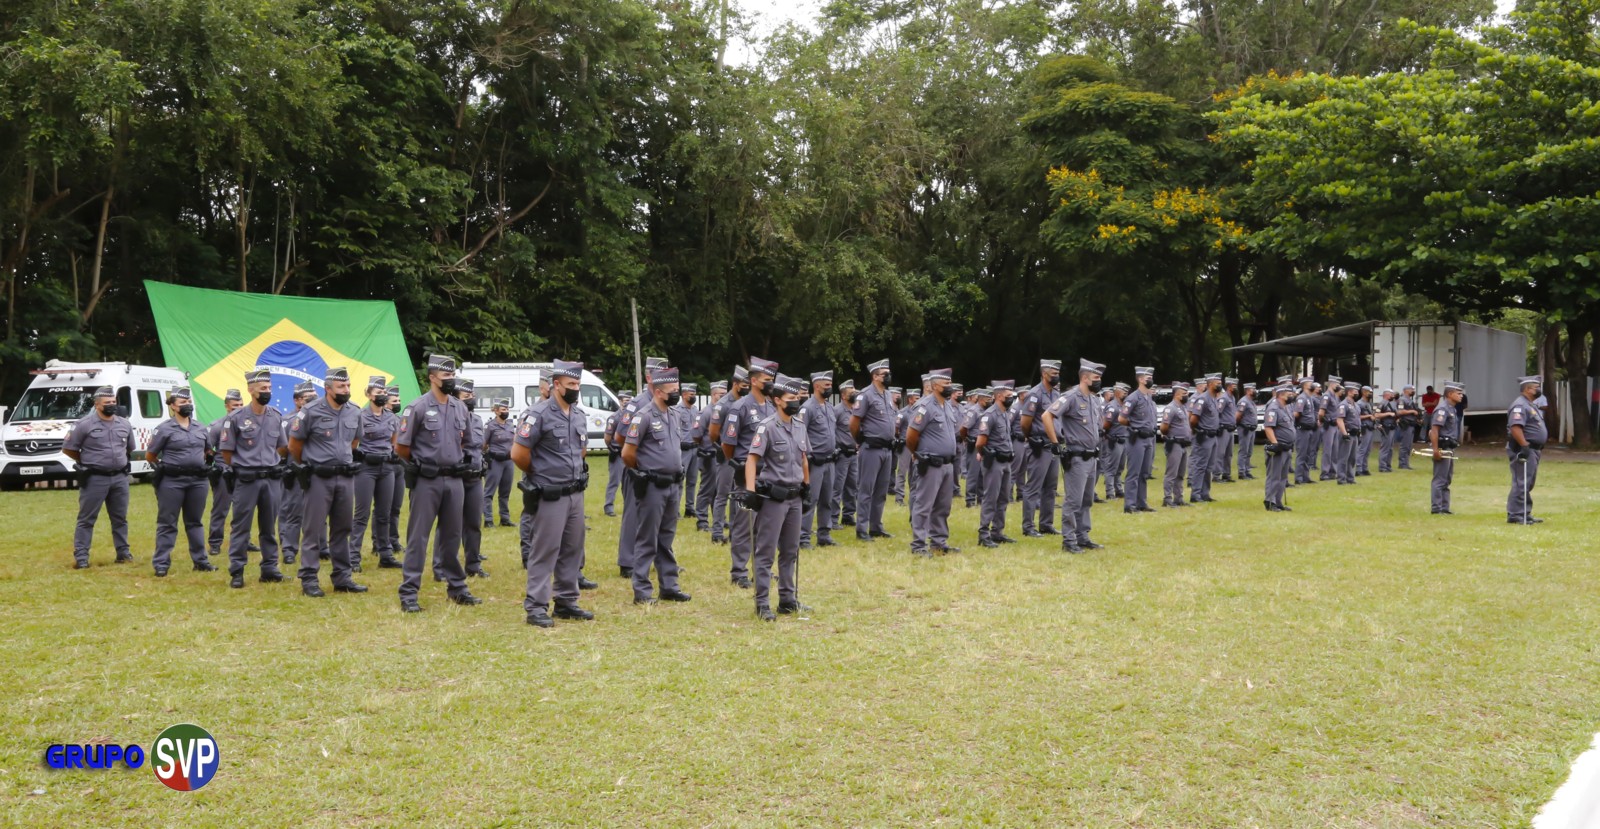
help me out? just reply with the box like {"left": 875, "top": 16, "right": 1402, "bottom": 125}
{"left": 631, "top": 468, "right": 683, "bottom": 487}
{"left": 360, "top": 453, "right": 391, "bottom": 466}
{"left": 915, "top": 454, "right": 955, "bottom": 467}
{"left": 807, "top": 450, "right": 841, "bottom": 465}
{"left": 310, "top": 463, "right": 361, "bottom": 477}
{"left": 161, "top": 465, "right": 209, "bottom": 477}
{"left": 861, "top": 436, "right": 894, "bottom": 450}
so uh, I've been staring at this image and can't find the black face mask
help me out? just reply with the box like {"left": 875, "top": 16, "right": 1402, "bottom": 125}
{"left": 374, "top": 395, "right": 389, "bottom": 407}
{"left": 760, "top": 381, "right": 775, "bottom": 397}
{"left": 497, "top": 411, "right": 508, "bottom": 420}
{"left": 439, "top": 378, "right": 457, "bottom": 396}
{"left": 845, "top": 394, "right": 857, "bottom": 405}
{"left": 880, "top": 372, "right": 892, "bottom": 386}
{"left": 389, "top": 402, "right": 401, "bottom": 412}
{"left": 332, "top": 392, "right": 351, "bottom": 405}
{"left": 1000, "top": 396, "right": 1013, "bottom": 409}
{"left": 177, "top": 404, "right": 194, "bottom": 418}
{"left": 937, "top": 385, "right": 953, "bottom": 399}
{"left": 1044, "top": 374, "right": 1057, "bottom": 388}
{"left": 665, "top": 391, "right": 682, "bottom": 407}
{"left": 254, "top": 392, "right": 272, "bottom": 406}
{"left": 1088, "top": 380, "right": 1102, "bottom": 394}
{"left": 561, "top": 387, "right": 580, "bottom": 405}
{"left": 783, "top": 400, "right": 802, "bottom": 416}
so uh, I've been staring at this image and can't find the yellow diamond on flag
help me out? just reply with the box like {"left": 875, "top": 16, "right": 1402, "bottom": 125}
{"left": 192, "top": 319, "right": 393, "bottom": 412}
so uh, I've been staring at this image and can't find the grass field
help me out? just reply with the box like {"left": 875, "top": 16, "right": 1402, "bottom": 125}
{"left": 2, "top": 451, "right": 1598, "bottom": 827}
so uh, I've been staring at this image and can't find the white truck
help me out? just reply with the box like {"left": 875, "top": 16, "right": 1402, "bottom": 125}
{"left": 1370, "top": 321, "right": 1527, "bottom": 416}
{"left": 457, "top": 362, "right": 623, "bottom": 452}
{"left": 0, "top": 361, "right": 187, "bottom": 490}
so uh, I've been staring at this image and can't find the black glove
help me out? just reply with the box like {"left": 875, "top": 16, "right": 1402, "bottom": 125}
{"left": 1513, "top": 444, "right": 1530, "bottom": 462}
{"left": 737, "top": 489, "right": 765, "bottom": 511}
{"left": 607, "top": 447, "right": 620, "bottom": 461}
{"left": 150, "top": 463, "right": 165, "bottom": 488}
{"left": 801, "top": 482, "right": 815, "bottom": 510}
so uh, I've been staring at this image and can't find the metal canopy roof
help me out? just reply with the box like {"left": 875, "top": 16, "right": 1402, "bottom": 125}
{"left": 1227, "top": 321, "right": 1380, "bottom": 357}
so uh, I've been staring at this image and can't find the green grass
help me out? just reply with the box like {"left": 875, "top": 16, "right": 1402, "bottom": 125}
{"left": 1, "top": 453, "right": 1598, "bottom": 826}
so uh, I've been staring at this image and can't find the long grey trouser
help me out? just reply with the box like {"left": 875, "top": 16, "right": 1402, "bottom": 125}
{"left": 1265, "top": 446, "right": 1290, "bottom": 506}
{"left": 1337, "top": 435, "right": 1355, "bottom": 483}
{"left": 1011, "top": 447, "right": 1027, "bottom": 501}
{"left": 1378, "top": 427, "right": 1395, "bottom": 471}
{"left": 604, "top": 453, "right": 623, "bottom": 511}
{"left": 299, "top": 473, "right": 355, "bottom": 586}
{"left": 680, "top": 450, "right": 699, "bottom": 517}
{"left": 965, "top": 445, "right": 983, "bottom": 505}
{"left": 74, "top": 474, "right": 130, "bottom": 566}
{"left": 1188, "top": 434, "right": 1211, "bottom": 499}
{"left": 752, "top": 495, "right": 800, "bottom": 608}
{"left": 1101, "top": 439, "right": 1125, "bottom": 497}
{"left": 729, "top": 461, "right": 755, "bottom": 580}
{"left": 386, "top": 464, "right": 405, "bottom": 553}
{"left": 910, "top": 462, "right": 954, "bottom": 553}
{"left": 1123, "top": 436, "right": 1154, "bottom": 510}
{"left": 1294, "top": 429, "right": 1317, "bottom": 482}
{"left": 1431, "top": 458, "right": 1454, "bottom": 513}
{"left": 628, "top": 478, "right": 681, "bottom": 600}
{"left": 1021, "top": 444, "right": 1058, "bottom": 533}
{"left": 1397, "top": 424, "right": 1415, "bottom": 469}
{"left": 441, "top": 473, "right": 482, "bottom": 572}
{"left": 523, "top": 491, "right": 585, "bottom": 612}
{"left": 800, "top": 457, "right": 837, "bottom": 545}
{"left": 279, "top": 477, "right": 304, "bottom": 559}
{"left": 1237, "top": 431, "right": 1256, "bottom": 478}
{"left": 352, "top": 463, "right": 393, "bottom": 565}
{"left": 616, "top": 465, "right": 640, "bottom": 570}
{"left": 400, "top": 475, "right": 466, "bottom": 600}
{"left": 153, "top": 476, "right": 207, "bottom": 568}
{"left": 1214, "top": 431, "right": 1234, "bottom": 477}
{"left": 1357, "top": 428, "right": 1374, "bottom": 473}
{"left": 1320, "top": 426, "right": 1338, "bottom": 479}
{"left": 1059, "top": 452, "right": 1095, "bottom": 545}
{"left": 693, "top": 452, "right": 716, "bottom": 528}
{"left": 483, "top": 458, "right": 514, "bottom": 523}
{"left": 1507, "top": 447, "right": 1541, "bottom": 522}
{"left": 979, "top": 456, "right": 1011, "bottom": 541}
{"left": 208, "top": 473, "right": 233, "bottom": 552}
{"left": 832, "top": 451, "right": 858, "bottom": 525}
{"left": 712, "top": 459, "right": 735, "bottom": 540}
{"left": 891, "top": 448, "right": 906, "bottom": 500}
{"left": 855, "top": 446, "right": 892, "bottom": 537}
{"left": 227, "top": 476, "right": 280, "bottom": 575}
{"left": 1163, "top": 442, "right": 1189, "bottom": 505}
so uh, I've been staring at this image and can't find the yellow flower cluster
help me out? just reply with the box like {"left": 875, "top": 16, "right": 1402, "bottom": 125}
{"left": 1096, "top": 224, "right": 1138, "bottom": 240}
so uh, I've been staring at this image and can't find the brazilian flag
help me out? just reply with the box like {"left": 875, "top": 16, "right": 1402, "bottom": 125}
{"left": 145, "top": 281, "right": 420, "bottom": 422}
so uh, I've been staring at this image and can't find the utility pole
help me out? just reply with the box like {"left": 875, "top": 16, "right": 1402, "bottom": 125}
{"left": 631, "top": 296, "right": 643, "bottom": 392}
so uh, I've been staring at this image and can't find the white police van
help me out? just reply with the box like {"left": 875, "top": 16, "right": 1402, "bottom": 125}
{"left": 458, "top": 362, "right": 623, "bottom": 452}
{"left": 0, "top": 361, "right": 186, "bottom": 490}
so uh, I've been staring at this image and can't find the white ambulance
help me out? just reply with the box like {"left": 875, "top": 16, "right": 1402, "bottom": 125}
{"left": 0, "top": 361, "right": 187, "bottom": 490}
{"left": 457, "top": 362, "right": 624, "bottom": 452}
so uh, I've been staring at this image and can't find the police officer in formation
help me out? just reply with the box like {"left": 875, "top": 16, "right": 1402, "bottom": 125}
{"left": 742, "top": 373, "right": 811, "bottom": 621}
{"left": 444, "top": 378, "right": 487, "bottom": 580}
{"left": 511, "top": 359, "right": 594, "bottom": 627}
{"left": 352, "top": 375, "right": 400, "bottom": 570}
{"left": 288, "top": 366, "right": 366, "bottom": 598}
{"left": 1334, "top": 381, "right": 1358, "bottom": 485}
{"left": 62, "top": 385, "right": 136, "bottom": 568}
{"left": 1236, "top": 382, "right": 1258, "bottom": 480}
{"left": 1120, "top": 368, "right": 1158, "bottom": 513}
{"left": 1375, "top": 388, "right": 1399, "bottom": 473}
{"left": 1018, "top": 359, "right": 1061, "bottom": 537}
{"left": 1161, "top": 381, "right": 1195, "bottom": 507}
{"left": 960, "top": 388, "right": 986, "bottom": 508}
{"left": 1356, "top": 386, "right": 1376, "bottom": 475}
{"left": 1042, "top": 359, "right": 1105, "bottom": 553}
{"left": 622, "top": 366, "right": 692, "bottom": 605}
{"left": 799, "top": 371, "right": 838, "bottom": 549}
{"left": 218, "top": 369, "right": 288, "bottom": 588}
{"left": 707, "top": 369, "right": 747, "bottom": 544}
{"left": 382, "top": 384, "right": 406, "bottom": 558}
{"left": 1214, "top": 376, "right": 1238, "bottom": 483}
{"left": 1292, "top": 378, "right": 1320, "bottom": 485}
{"left": 1506, "top": 375, "right": 1546, "bottom": 525}
{"left": 1100, "top": 383, "right": 1128, "bottom": 501}
{"left": 394, "top": 353, "right": 481, "bottom": 612}
{"left": 722, "top": 357, "right": 777, "bottom": 587}
{"left": 1428, "top": 380, "right": 1465, "bottom": 515}
{"left": 676, "top": 382, "right": 700, "bottom": 521}
{"left": 279, "top": 382, "right": 318, "bottom": 566}
{"left": 691, "top": 382, "right": 725, "bottom": 532}
{"left": 602, "top": 391, "right": 632, "bottom": 518}
{"left": 851, "top": 359, "right": 896, "bottom": 542}
{"left": 1395, "top": 383, "right": 1421, "bottom": 469}
{"left": 832, "top": 379, "right": 859, "bottom": 529}
{"left": 207, "top": 388, "right": 243, "bottom": 556}
{"left": 905, "top": 368, "right": 959, "bottom": 557}
{"left": 613, "top": 357, "right": 666, "bottom": 578}
{"left": 893, "top": 386, "right": 915, "bottom": 504}
{"left": 145, "top": 387, "right": 213, "bottom": 575}
{"left": 1188, "top": 373, "right": 1221, "bottom": 503}
{"left": 482, "top": 396, "right": 517, "bottom": 528}
{"left": 1261, "top": 381, "right": 1296, "bottom": 512}
{"left": 975, "top": 380, "right": 1017, "bottom": 547}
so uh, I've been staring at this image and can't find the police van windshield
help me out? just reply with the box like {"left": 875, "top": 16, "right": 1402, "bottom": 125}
{"left": 580, "top": 384, "right": 615, "bottom": 412}
{"left": 11, "top": 387, "right": 95, "bottom": 422}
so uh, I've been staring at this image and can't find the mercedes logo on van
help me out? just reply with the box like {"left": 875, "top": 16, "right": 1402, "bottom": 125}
{"left": 25, "top": 441, "right": 39, "bottom": 454}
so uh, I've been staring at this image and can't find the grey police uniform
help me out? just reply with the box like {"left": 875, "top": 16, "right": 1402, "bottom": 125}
{"left": 1190, "top": 389, "right": 1219, "bottom": 501}
{"left": 708, "top": 391, "right": 740, "bottom": 541}
{"left": 383, "top": 387, "right": 406, "bottom": 557}
{"left": 1430, "top": 394, "right": 1462, "bottom": 513}
{"left": 676, "top": 399, "right": 700, "bottom": 520}
{"left": 749, "top": 407, "right": 809, "bottom": 609}
{"left": 1101, "top": 396, "right": 1127, "bottom": 498}
{"left": 603, "top": 407, "right": 625, "bottom": 514}
{"left": 1020, "top": 375, "right": 1060, "bottom": 534}
{"left": 1376, "top": 395, "right": 1397, "bottom": 472}
{"left": 962, "top": 400, "right": 985, "bottom": 507}
{"left": 851, "top": 380, "right": 898, "bottom": 539}
{"left": 482, "top": 409, "right": 518, "bottom": 525}
{"left": 1338, "top": 391, "right": 1360, "bottom": 484}
{"left": 1507, "top": 390, "right": 1547, "bottom": 524}
{"left": 833, "top": 393, "right": 859, "bottom": 526}
{"left": 624, "top": 395, "right": 686, "bottom": 601}
{"left": 1262, "top": 394, "right": 1296, "bottom": 509}
{"left": 1318, "top": 388, "right": 1340, "bottom": 481}
{"left": 613, "top": 391, "right": 649, "bottom": 573}
{"left": 907, "top": 390, "right": 958, "bottom": 554}
{"left": 1162, "top": 394, "right": 1194, "bottom": 506}
{"left": 148, "top": 415, "right": 211, "bottom": 569}
{"left": 1237, "top": 392, "right": 1259, "bottom": 479}
{"left": 692, "top": 393, "right": 723, "bottom": 531}
{"left": 278, "top": 393, "right": 312, "bottom": 565}
{"left": 1292, "top": 386, "right": 1318, "bottom": 483}
{"left": 515, "top": 395, "right": 589, "bottom": 613}
{"left": 1214, "top": 390, "right": 1237, "bottom": 480}
{"left": 352, "top": 404, "right": 400, "bottom": 566}
{"left": 894, "top": 402, "right": 911, "bottom": 502}
{"left": 977, "top": 397, "right": 1015, "bottom": 543}
{"left": 1122, "top": 380, "right": 1157, "bottom": 511}
{"left": 723, "top": 390, "right": 775, "bottom": 581}
{"left": 396, "top": 389, "right": 473, "bottom": 602}
{"left": 1009, "top": 395, "right": 1029, "bottom": 500}
{"left": 799, "top": 391, "right": 838, "bottom": 547}
{"left": 1047, "top": 383, "right": 1102, "bottom": 547}
{"left": 207, "top": 412, "right": 235, "bottom": 553}
{"left": 443, "top": 394, "right": 486, "bottom": 576}
{"left": 1356, "top": 395, "right": 1375, "bottom": 474}
{"left": 1396, "top": 391, "right": 1421, "bottom": 469}
{"left": 291, "top": 394, "right": 362, "bottom": 587}
{"left": 66, "top": 408, "right": 136, "bottom": 566}
{"left": 219, "top": 401, "right": 288, "bottom": 576}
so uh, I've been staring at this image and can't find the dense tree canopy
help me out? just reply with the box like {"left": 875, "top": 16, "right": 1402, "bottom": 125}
{"left": 2, "top": 0, "right": 1590, "bottom": 440}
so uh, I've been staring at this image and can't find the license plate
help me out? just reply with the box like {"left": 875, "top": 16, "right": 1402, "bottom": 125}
{"left": 20, "top": 466, "right": 43, "bottom": 475}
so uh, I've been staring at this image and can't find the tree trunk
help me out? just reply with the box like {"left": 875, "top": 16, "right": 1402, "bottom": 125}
{"left": 236, "top": 168, "right": 254, "bottom": 292}
{"left": 80, "top": 181, "right": 115, "bottom": 326}
{"left": 1564, "top": 320, "right": 1593, "bottom": 447}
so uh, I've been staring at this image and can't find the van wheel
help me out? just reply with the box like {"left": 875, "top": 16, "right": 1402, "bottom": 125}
{"left": 0, "top": 481, "right": 21, "bottom": 492}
